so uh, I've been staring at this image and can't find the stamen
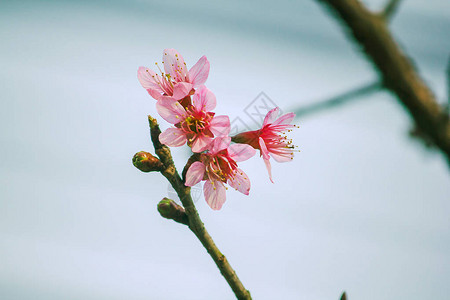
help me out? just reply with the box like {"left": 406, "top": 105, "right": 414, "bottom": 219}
{"left": 155, "top": 62, "right": 164, "bottom": 75}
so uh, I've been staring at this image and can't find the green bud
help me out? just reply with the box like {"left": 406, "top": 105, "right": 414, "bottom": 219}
{"left": 157, "top": 198, "right": 189, "bottom": 225}
{"left": 132, "top": 151, "right": 163, "bottom": 172}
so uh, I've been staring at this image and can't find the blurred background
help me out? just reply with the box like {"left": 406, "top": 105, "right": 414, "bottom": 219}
{"left": 1, "top": 0, "right": 449, "bottom": 299}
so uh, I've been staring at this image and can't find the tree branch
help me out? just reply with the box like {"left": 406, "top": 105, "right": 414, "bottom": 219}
{"left": 148, "top": 116, "right": 252, "bottom": 300}
{"left": 314, "top": 0, "right": 450, "bottom": 163}
{"left": 447, "top": 56, "right": 450, "bottom": 115}
{"left": 293, "top": 81, "right": 381, "bottom": 118}
{"left": 380, "top": 0, "right": 402, "bottom": 20}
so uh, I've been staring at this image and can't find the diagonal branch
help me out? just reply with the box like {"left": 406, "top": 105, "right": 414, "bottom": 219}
{"left": 314, "top": 0, "right": 450, "bottom": 163}
{"left": 148, "top": 116, "right": 252, "bottom": 300}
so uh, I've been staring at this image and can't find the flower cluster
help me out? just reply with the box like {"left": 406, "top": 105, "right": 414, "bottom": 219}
{"left": 138, "top": 49, "right": 298, "bottom": 210}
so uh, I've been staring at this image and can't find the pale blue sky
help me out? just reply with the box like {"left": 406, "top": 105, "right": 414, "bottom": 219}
{"left": 1, "top": 0, "right": 449, "bottom": 299}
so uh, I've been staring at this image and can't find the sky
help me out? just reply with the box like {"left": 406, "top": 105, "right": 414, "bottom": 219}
{"left": 1, "top": 0, "right": 449, "bottom": 299}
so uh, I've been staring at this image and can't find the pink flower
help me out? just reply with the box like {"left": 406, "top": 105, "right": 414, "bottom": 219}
{"left": 137, "top": 48, "right": 210, "bottom": 101}
{"left": 158, "top": 86, "right": 230, "bottom": 152}
{"left": 232, "top": 107, "right": 297, "bottom": 182}
{"left": 185, "top": 137, "right": 256, "bottom": 210}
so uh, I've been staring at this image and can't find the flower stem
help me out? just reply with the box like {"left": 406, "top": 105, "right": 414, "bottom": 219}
{"left": 148, "top": 116, "right": 252, "bottom": 300}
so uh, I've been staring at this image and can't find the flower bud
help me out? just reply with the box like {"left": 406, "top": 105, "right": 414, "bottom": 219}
{"left": 132, "top": 151, "right": 163, "bottom": 172}
{"left": 157, "top": 198, "right": 189, "bottom": 225}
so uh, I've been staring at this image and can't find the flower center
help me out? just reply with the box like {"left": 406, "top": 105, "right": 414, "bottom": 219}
{"left": 204, "top": 152, "right": 238, "bottom": 183}
{"left": 183, "top": 116, "right": 205, "bottom": 134}
{"left": 180, "top": 109, "right": 214, "bottom": 136}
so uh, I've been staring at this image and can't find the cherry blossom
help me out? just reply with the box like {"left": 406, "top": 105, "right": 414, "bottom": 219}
{"left": 158, "top": 86, "right": 230, "bottom": 153}
{"left": 185, "top": 137, "right": 255, "bottom": 210}
{"left": 232, "top": 107, "right": 297, "bottom": 182}
{"left": 137, "top": 48, "right": 209, "bottom": 101}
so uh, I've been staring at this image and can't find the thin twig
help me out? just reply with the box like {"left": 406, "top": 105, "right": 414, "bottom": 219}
{"left": 314, "top": 0, "right": 450, "bottom": 163}
{"left": 148, "top": 116, "right": 252, "bottom": 300}
{"left": 293, "top": 81, "right": 380, "bottom": 118}
{"left": 381, "top": 0, "right": 402, "bottom": 20}
{"left": 447, "top": 56, "right": 450, "bottom": 115}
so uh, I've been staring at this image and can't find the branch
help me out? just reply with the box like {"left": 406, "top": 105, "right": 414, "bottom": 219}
{"left": 293, "top": 81, "right": 380, "bottom": 118}
{"left": 447, "top": 56, "right": 450, "bottom": 115}
{"left": 315, "top": 0, "right": 450, "bottom": 163}
{"left": 147, "top": 116, "right": 252, "bottom": 300}
{"left": 380, "top": 0, "right": 402, "bottom": 20}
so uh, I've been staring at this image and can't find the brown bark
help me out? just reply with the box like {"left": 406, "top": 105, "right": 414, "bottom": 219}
{"left": 315, "top": 0, "right": 450, "bottom": 163}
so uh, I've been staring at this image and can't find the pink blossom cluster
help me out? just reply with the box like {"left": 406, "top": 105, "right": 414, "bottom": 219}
{"left": 138, "top": 49, "right": 298, "bottom": 210}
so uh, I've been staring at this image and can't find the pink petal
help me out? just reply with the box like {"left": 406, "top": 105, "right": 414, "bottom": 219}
{"left": 162, "top": 48, "right": 188, "bottom": 79}
{"left": 148, "top": 89, "right": 163, "bottom": 100}
{"left": 156, "top": 98, "right": 187, "bottom": 124}
{"left": 159, "top": 95, "right": 174, "bottom": 101}
{"left": 258, "top": 137, "right": 270, "bottom": 160}
{"left": 193, "top": 86, "right": 216, "bottom": 112}
{"left": 137, "top": 67, "right": 163, "bottom": 100}
{"left": 191, "top": 135, "right": 213, "bottom": 153}
{"left": 137, "top": 67, "right": 160, "bottom": 90}
{"left": 203, "top": 180, "right": 227, "bottom": 210}
{"left": 189, "top": 55, "right": 210, "bottom": 87}
{"left": 263, "top": 158, "right": 274, "bottom": 183}
{"left": 209, "top": 115, "right": 230, "bottom": 137}
{"left": 172, "top": 82, "right": 193, "bottom": 100}
{"left": 272, "top": 112, "right": 295, "bottom": 126}
{"left": 258, "top": 138, "right": 274, "bottom": 182}
{"left": 228, "top": 168, "right": 251, "bottom": 195}
{"left": 209, "top": 136, "right": 231, "bottom": 154}
{"left": 227, "top": 144, "right": 256, "bottom": 162}
{"left": 271, "top": 151, "right": 294, "bottom": 162}
{"left": 159, "top": 127, "right": 187, "bottom": 147}
{"left": 263, "top": 107, "right": 279, "bottom": 126}
{"left": 185, "top": 161, "right": 206, "bottom": 187}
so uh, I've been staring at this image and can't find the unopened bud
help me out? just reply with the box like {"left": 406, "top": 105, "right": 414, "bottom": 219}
{"left": 132, "top": 151, "right": 163, "bottom": 172}
{"left": 157, "top": 198, "right": 189, "bottom": 225}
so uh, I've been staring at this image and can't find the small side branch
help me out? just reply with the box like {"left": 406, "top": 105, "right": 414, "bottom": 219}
{"left": 381, "top": 0, "right": 402, "bottom": 20}
{"left": 447, "top": 56, "right": 450, "bottom": 114}
{"left": 293, "top": 81, "right": 380, "bottom": 118}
